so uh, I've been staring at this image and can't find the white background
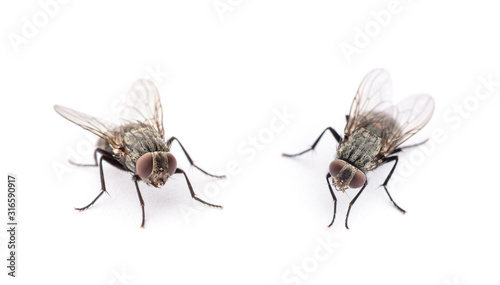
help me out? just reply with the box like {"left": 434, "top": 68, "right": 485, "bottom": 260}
{"left": 1, "top": 1, "right": 499, "bottom": 284}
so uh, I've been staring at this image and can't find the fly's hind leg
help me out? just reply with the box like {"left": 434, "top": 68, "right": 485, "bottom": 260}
{"left": 381, "top": 156, "right": 406, "bottom": 213}
{"left": 282, "top": 127, "right": 342, "bottom": 157}
{"left": 69, "top": 148, "right": 100, "bottom": 167}
{"left": 391, "top": 139, "right": 429, "bottom": 155}
{"left": 167, "top": 137, "right": 226, "bottom": 179}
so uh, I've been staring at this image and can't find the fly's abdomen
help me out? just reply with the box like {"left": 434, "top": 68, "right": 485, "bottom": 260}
{"left": 337, "top": 126, "right": 382, "bottom": 171}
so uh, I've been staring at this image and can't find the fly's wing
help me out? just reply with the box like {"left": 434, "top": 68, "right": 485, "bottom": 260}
{"left": 120, "top": 79, "right": 164, "bottom": 138}
{"left": 345, "top": 69, "right": 394, "bottom": 136}
{"left": 54, "top": 105, "right": 123, "bottom": 149}
{"left": 380, "top": 94, "right": 435, "bottom": 156}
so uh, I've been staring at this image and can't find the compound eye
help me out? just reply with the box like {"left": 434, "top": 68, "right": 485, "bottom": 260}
{"left": 329, "top": 160, "right": 345, "bottom": 177}
{"left": 349, "top": 171, "right": 366, "bottom": 189}
{"left": 137, "top": 153, "right": 153, "bottom": 179}
{"left": 166, "top": 153, "right": 177, "bottom": 176}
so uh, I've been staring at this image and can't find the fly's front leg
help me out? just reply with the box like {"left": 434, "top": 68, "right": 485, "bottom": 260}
{"left": 133, "top": 175, "right": 146, "bottom": 228}
{"left": 381, "top": 156, "right": 406, "bottom": 213}
{"left": 345, "top": 180, "right": 368, "bottom": 229}
{"left": 282, "top": 127, "right": 342, "bottom": 157}
{"left": 167, "top": 137, "right": 225, "bottom": 179}
{"left": 175, "top": 168, "right": 223, "bottom": 209}
{"left": 326, "top": 173, "right": 337, "bottom": 228}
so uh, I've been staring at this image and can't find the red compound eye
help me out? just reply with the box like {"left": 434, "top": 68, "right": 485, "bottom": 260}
{"left": 329, "top": 160, "right": 345, "bottom": 177}
{"left": 349, "top": 171, "right": 366, "bottom": 189}
{"left": 166, "top": 153, "right": 177, "bottom": 176}
{"left": 137, "top": 153, "right": 153, "bottom": 179}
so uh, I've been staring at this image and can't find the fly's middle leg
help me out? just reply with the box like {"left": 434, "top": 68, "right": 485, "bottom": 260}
{"left": 167, "top": 137, "right": 226, "bottom": 179}
{"left": 381, "top": 156, "right": 406, "bottom": 214}
{"left": 282, "top": 127, "right": 342, "bottom": 157}
{"left": 75, "top": 154, "right": 114, "bottom": 211}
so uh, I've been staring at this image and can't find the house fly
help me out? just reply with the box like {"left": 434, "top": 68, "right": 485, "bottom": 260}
{"left": 283, "top": 69, "right": 434, "bottom": 229}
{"left": 54, "top": 79, "right": 224, "bottom": 228}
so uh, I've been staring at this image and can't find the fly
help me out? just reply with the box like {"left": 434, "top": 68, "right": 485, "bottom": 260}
{"left": 283, "top": 69, "right": 435, "bottom": 229}
{"left": 54, "top": 79, "right": 225, "bottom": 228}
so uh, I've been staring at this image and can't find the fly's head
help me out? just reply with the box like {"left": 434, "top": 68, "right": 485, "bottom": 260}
{"left": 329, "top": 160, "right": 366, "bottom": 191}
{"left": 136, "top": 152, "right": 177, "bottom": 187}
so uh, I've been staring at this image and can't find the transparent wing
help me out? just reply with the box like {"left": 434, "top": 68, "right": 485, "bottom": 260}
{"left": 380, "top": 94, "right": 435, "bottom": 156}
{"left": 344, "top": 69, "right": 394, "bottom": 135}
{"left": 120, "top": 79, "right": 164, "bottom": 137}
{"left": 54, "top": 105, "right": 123, "bottom": 149}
